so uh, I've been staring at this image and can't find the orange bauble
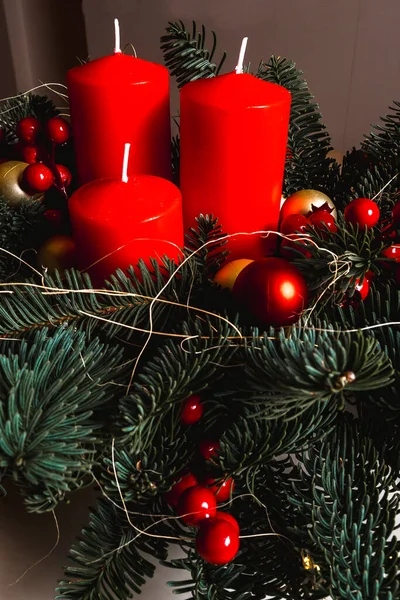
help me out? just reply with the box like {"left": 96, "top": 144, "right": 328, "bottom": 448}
{"left": 37, "top": 234, "right": 77, "bottom": 274}
{"left": 214, "top": 259, "right": 253, "bottom": 290}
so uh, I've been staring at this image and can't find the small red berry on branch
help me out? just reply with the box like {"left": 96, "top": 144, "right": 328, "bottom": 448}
{"left": 23, "top": 162, "right": 54, "bottom": 193}
{"left": 165, "top": 472, "right": 198, "bottom": 508}
{"left": 20, "top": 144, "right": 43, "bottom": 164}
{"left": 344, "top": 198, "right": 380, "bottom": 229}
{"left": 16, "top": 117, "right": 41, "bottom": 143}
{"left": 56, "top": 164, "right": 72, "bottom": 188}
{"left": 308, "top": 209, "right": 337, "bottom": 233}
{"left": 45, "top": 116, "right": 70, "bottom": 144}
{"left": 180, "top": 394, "right": 203, "bottom": 425}
{"left": 204, "top": 476, "right": 235, "bottom": 503}
{"left": 199, "top": 440, "right": 220, "bottom": 461}
{"left": 177, "top": 485, "right": 217, "bottom": 526}
{"left": 196, "top": 517, "right": 240, "bottom": 564}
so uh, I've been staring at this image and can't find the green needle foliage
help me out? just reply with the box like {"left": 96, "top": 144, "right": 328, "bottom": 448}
{"left": 0, "top": 19, "right": 400, "bottom": 600}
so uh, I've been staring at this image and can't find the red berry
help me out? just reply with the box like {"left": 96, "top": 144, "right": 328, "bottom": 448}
{"left": 280, "top": 214, "right": 310, "bottom": 235}
{"left": 177, "top": 485, "right": 217, "bottom": 526}
{"left": 16, "top": 117, "right": 41, "bottom": 143}
{"left": 199, "top": 440, "right": 220, "bottom": 461}
{"left": 44, "top": 209, "right": 63, "bottom": 228}
{"left": 20, "top": 144, "right": 43, "bottom": 164}
{"left": 309, "top": 209, "right": 337, "bottom": 233}
{"left": 181, "top": 394, "right": 204, "bottom": 425}
{"left": 165, "top": 472, "right": 198, "bottom": 508}
{"left": 56, "top": 164, "right": 72, "bottom": 187}
{"left": 196, "top": 518, "right": 240, "bottom": 564}
{"left": 381, "top": 245, "right": 400, "bottom": 262}
{"left": 23, "top": 162, "right": 54, "bottom": 193}
{"left": 365, "top": 270, "right": 375, "bottom": 281}
{"left": 344, "top": 198, "right": 380, "bottom": 229}
{"left": 204, "top": 477, "right": 235, "bottom": 503}
{"left": 45, "top": 116, "right": 70, "bottom": 144}
{"left": 214, "top": 511, "right": 240, "bottom": 534}
{"left": 354, "top": 277, "right": 369, "bottom": 301}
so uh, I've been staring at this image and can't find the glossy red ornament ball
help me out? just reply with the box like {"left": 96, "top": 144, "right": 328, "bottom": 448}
{"left": 196, "top": 518, "right": 240, "bottom": 564}
{"left": 165, "top": 472, "right": 198, "bottom": 508}
{"left": 45, "top": 116, "right": 70, "bottom": 144}
{"left": 309, "top": 209, "right": 337, "bottom": 233}
{"left": 16, "top": 117, "right": 41, "bottom": 143}
{"left": 56, "top": 163, "right": 72, "bottom": 187}
{"left": 214, "top": 511, "right": 240, "bottom": 534}
{"left": 204, "top": 477, "right": 235, "bottom": 503}
{"left": 233, "top": 258, "right": 308, "bottom": 327}
{"left": 381, "top": 244, "right": 400, "bottom": 262}
{"left": 344, "top": 198, "right": 380, "bottom": 229}
{"left": 354, "top": 277, "right": 369, "bottom": 301}
{"left": 23, "top": 162, "right": 54, "bottom": 192}
{"left": 177, "top": 485, "right": 217, "bottom": 526}
{"left": 180, "top": 394, "right": 204, "bottom": 425}
{"left": 199, "top": 440, "right": 220, "bottom": 461}
{"left": 280, "top": 213, "right": 309, "bottom": 235}
{"left": 20, "top": 144, "right": 43, "bottom": 164}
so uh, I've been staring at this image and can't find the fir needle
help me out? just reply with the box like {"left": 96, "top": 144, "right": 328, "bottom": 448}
{"left": 235, "top": 37, "right": 248, "bottom": 74}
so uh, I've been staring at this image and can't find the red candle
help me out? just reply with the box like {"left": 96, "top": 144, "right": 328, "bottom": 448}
{"left": 180, "top": 40, "right": 291, "bottom": 260}
{"left": 67, "top": 20, "right": 172, "bottom": 185}
{"left": 69, "top": 145, "right": 183, "bottom": 285}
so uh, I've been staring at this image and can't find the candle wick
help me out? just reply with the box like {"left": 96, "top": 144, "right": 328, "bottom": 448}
{"left": 114, "top": 18, "right": 121, "bottom": 54}
{"left": 122, "top": 143, "right": 131, "bottom": 182}
{"left": 235, "top": 37, "right": 248, "bottom": 74}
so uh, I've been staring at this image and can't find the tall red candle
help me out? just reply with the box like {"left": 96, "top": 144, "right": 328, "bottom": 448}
{"left": 180, "top": 58, "right": 291, "bottom": 260}
{"left": 67, "top": 21, "right": 172, "bottom": 185}
{"left": 69, "top": 146, "right": 183, "bottom": 285}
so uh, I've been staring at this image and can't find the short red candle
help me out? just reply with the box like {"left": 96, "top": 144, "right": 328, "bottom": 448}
{"left": 180, "top": 72, "right": 291, "bottom": 260}
{"left": 67, "top": 54, "right": 172, "bottom": 185}
{"left": 69, "top": 174, "right": 184, "bottom": 285}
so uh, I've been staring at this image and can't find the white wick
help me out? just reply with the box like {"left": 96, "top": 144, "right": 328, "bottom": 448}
{"left": 114, "top": 18, "right": 121, "bottom": 54}
{"left": 235, "top": 37, "right": 248, "bottom": 74}
{"left": 122, "top": 143, "right": 130, "bottom": 182}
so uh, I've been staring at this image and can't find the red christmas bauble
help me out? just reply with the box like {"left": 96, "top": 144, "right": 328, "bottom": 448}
{"left": 344, "top": 198, "right": 380, "bottom": 229}
{"left": 204, "top": 476, "right": 235, "bottom": 503}
{"left": 233, "top": 258, "right": 308, "bottom": 327}
{"left": 381, "top": 244, "right": 400, "bottom": 262}
{"left": 280, "top": 213, "right": 310, "bottom": 235}
{"left": 165, "top": 472, "right": 198, "bottom": 508}
{"left": 214, "top": 511, "right": 240, "bottom": 534}
{"left": 56, "top": 163, "right": 72, "bottom": 187}
{"left": 199, "top": 440, "right": 220, "bottom": 461}
{"left": 354, "top": 277, "right": 369, "bottom": 301}
{"left": 16, "top": 117, "right": 41, "bottom": 143}
{"left": 177, "top": 485, "right": 217, "bottom": 526}
{"left": 309, "top": 209, "right": 337, "bottom": 233}
{"left": 180, "top": 394, "right": 204, "bottom": 425}
{"left": 45, "top": 116, "right": 70, "bottom": 144}
{"left": 196, "top": 518, "right": 240, "bottom": 564}
{"left": 20, "top": 144, "right": 43, "bottom": 164}
{"left": 23, "top": 162, "right": 54, "bottom": 193}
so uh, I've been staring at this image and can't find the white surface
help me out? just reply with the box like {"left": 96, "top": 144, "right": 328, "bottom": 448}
{"left": 82, "top": 0, "right": 400, "bottom": 152}
{"left": 0, "top": 486, "right": 185, "bottom": 600}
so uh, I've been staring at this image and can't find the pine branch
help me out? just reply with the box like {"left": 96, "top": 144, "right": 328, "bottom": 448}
{"left": 362, "top": 100, "right": 400, "bottom": 163}
{"left": 161, "top": 21, "right": 226, "bottom": 88}
{"left": 0, "top": 328, "right": 124, "bottom": 512}
{"left": 56, "top": 498, "right": 168, "bottom": 600}
{"left": 257, "top": 57, "right": 339, "bottom": 196}
{"left": 0, "top": 93, "right": 58, "bottom": 143}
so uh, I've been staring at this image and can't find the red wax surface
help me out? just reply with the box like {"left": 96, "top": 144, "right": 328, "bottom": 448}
{"left": 180, "top": 72, "right": 291, "bottom": 260}
{"left": 69, "top": 174, "right": 184, "bottom": 285}
{"left": 67, "top": 53, "right": 172, "bottom": 185}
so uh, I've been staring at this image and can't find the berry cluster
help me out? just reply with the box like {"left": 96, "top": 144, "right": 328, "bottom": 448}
{"left": 14, "top": 116, "right": 72, "bottom": 195}
{"left": 164, "top": 394, "right": 239, "bottom": 565}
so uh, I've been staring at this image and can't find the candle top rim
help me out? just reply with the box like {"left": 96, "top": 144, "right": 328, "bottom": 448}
{"left": 69, "top": 175, "right": 181, "bottom": 222}
{"left": 181, "top": 71, "right": 291, "bottom": 108}
{"left": 67, "top": 53, "right": 168, "bottom": 84}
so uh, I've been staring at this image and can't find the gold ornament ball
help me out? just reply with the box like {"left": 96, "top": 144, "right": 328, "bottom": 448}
{"left": 214, "top": 259, "right": 254, "bottom": 291}
{"left": 0, "top": 160, "right": 43, "bottom": 207}
{"left": 37, "top": 235, "right": 77, "bottom": 275}
{"left": 280, "top": 189, "right": 337, "bottom": 223}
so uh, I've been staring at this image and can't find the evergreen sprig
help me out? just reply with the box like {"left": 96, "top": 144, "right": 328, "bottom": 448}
{"left": 0, "top": 93, "right": 58, "bottom": 142}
